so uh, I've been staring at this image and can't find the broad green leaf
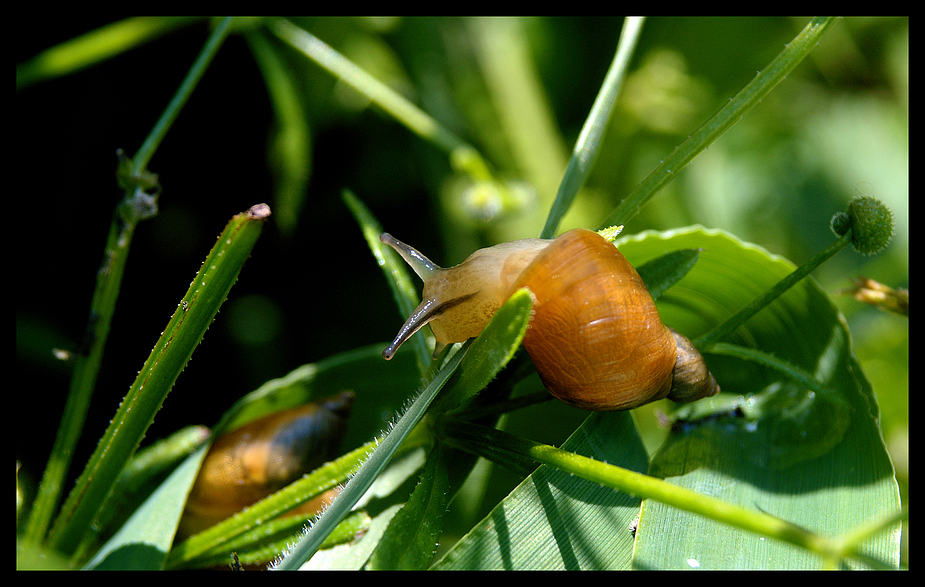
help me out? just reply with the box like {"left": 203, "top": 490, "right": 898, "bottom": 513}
{"left": 433, "top": 411, "right": 649, "bottom": 570}
{"left": 617, "top": 227, "right": 901, "bottom": 570}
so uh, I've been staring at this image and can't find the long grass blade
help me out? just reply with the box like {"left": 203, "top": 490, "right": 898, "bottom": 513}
{"left": 46, "top": 204, "right": 270, "bottom": 558}
{"left": 601, "top": 17, "right": 838, "bottom": 228}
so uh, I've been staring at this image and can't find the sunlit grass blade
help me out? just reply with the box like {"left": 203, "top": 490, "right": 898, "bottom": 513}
{"left": 601, "top": 17, "right": 838, "bottom": 228}
{"left": 166, "top": 441, "right": 372, "bottom": 569}
{"left": 343, "top": 189, "right": 432, "bottom": 372}
{"left": 16, "top": 17, "right": 202, "bottom": 89}
{"left": 82, "top": 443, "right": 210, "bottom": 570}
{"left": 46, "top": 204, "right": 271, "bottom": 559}
{"left": 541, "top": 17, "right": 645, "bottom": 238}
{"left": 365, "top": 444, "right": 451, "bottom": 570}
{"left": 273, "top": 288, "right": 533, "bottom": 569}
{"left": 73, "top": 425, "right": 210, "bottom": 560}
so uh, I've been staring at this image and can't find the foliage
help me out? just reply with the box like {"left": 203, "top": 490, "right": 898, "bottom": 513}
{"left": 16, "top": 17, "right": 907, "bottom": 570}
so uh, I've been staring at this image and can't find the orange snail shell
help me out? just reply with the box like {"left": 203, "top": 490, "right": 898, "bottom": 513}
{"left": 381, "top": 228, "right": 719, "bottom": 411}
{"left": 177, "top": 391, "right": 354, "bottom": 539}
{"left": 512, "top": 229, "right": 680, "bottom": 410}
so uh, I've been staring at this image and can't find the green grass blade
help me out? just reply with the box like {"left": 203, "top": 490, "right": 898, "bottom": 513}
{"left": 247, "top": 29, "right": 312, "bottom": 237}
{"left": 270, "top": 18, "right": 469, "bottom": 157}
{"left": 82, "top": 443, "right": 210, "bottom": 570}
{"left": 167, "top": 442, "right": 372, "bottom": 569}
{"left": 46, "top": 204, "right": 271, "bottom": 559}
{"left": 541, "top": 17, "right": 645, "bottom": 238}
{"left": 343, "top": 189, "right": 433, "bottom": 373}
{"left": 16, "top": 17, "right": 202, "bottom": 90}
{"left": 272, "top": 288, "right": 532, "bottom": 570}
{"left": 601, "top": 17, "right": 838, "bottom": 228}
{"left": 365, "top": 444, "right": 451, "bottom": 570}
{"left": 269, "top": 19, "right": 499, "bottom": 189}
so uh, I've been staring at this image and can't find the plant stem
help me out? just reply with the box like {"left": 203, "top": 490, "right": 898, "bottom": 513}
{"left": 22, "top": 216, "right": 139, "bottom": 545}
{"left": 441, "top": 420, "right": 836, "bottom": 560}
{"left": 694, "top": 231, "right": 852, "bottom": 350}
{"left": 21, "top": 19, "right": 235, "bottom": 549}
{"left": 133, "top": 17, "right": 234, "bottom": 173}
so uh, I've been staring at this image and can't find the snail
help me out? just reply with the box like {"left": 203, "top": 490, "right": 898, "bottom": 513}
{"left": 177, "top": 390, "right": 355, "bottom": 538}
{"left": 380, "top": 228, "right": 719, "bottom": 411}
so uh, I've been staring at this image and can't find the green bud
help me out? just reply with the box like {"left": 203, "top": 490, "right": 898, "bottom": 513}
{"left": 831, "top": 196, "right": 894, "bottom": 255}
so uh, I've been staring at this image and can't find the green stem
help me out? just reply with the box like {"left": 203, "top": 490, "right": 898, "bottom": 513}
{"left": 441, "top": 420, "right": 834, "bottom": 559}
{"left": 23, "top": 217, "right": 138, "bottom": 545}
{"left": 695, "top": 231, "right": 851, "bottom": 350}
{"left": 601, "top": 17, "right": 838, "bottom": 228}
{"left": 22, "top": 20, "right": 235, "bottom": 548}
{"left": 133, "top": 17, "right": 234, "bottom": 173}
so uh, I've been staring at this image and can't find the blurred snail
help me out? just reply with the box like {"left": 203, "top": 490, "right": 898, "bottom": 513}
{"left": 381, "top": 228, "right": 719, "bottom": 411}
{"left": 177, "top": 390, "right": 354, "bottom": 538}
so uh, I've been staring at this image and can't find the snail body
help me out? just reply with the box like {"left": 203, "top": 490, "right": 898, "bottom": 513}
{"left": 178, "top": 390, "right": 354, "bottom": 538}
{"left": 381, "top": 228, "right": 718, "bottom": 411}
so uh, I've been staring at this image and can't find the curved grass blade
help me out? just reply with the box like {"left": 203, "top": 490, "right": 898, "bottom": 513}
{"left": 343, "top": 189, "right": 432, "bottom": 372}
